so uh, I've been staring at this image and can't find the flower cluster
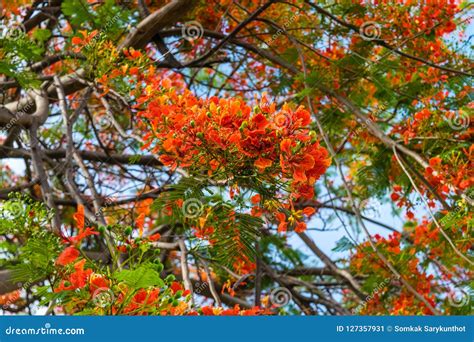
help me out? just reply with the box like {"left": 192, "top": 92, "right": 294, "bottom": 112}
{"left": 137, "top": 79, "right": 331, "bottom": 202}
{"left": 52, "top": 207, "right": 272, "bottom": 315}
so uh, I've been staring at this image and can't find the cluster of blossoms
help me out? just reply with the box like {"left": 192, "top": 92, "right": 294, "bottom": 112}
{"left": 138, "top": 78, "right": 330, "bottom": 194}
{"left": 136, "top": 76, "right": 331, "bottom": 233}
{"left": 348, "top": 233, "right": 438, "bottom": 315}
{"left": 51, "top": 206, "right": 274, "bottom": 315}
{"left": 54, "top": 257, "right": 192, "bottom": 315}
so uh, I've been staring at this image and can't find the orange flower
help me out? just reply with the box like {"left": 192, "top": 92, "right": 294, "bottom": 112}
{"left": 201, "top": 306, "right": 215, "bottom": 315}
{"left": 275, "top": 212, "right": 287, "bottom": 233}
{"left": 148, "top": 233, "right": 161, "bottom": 241}
{"left": 302, "top": 207, "right": 316, "bottom": 217}
{"left": 56, "top": 246, "right": 80, "bottom": 266}
{"left": 254, "top": 157, "right": 273, "bottom": 171}
{"left": 135, "top": 212, "right": 146, "bottom": 236}
{"left": 89, "top": 273, "right": 109, "bottom": 294}
{"left": 429, "top": 156, "right": 442, "bottom": 167}
{"left": 280, "top": 139, "right": 292, "bottom": 154}
{"left": 66, "top": 227, "right": 99, "bottom": 245}
{"left": 71, "top": 36, "right": 82, "bottom": 45}
{"left": 250, "top": 194, "right": 261, "bottom": 204}
{"left": 123, "top": 288, "right": 160, "bottom": 314}
{"left": 170, "top": 281, "right": 183, "bottom": 294}
{"left": 73, "top": 204, "right": 85, "bottom": 229}
{"left": 117, "top": 245, "right": 127, "bottom": 253}
{"left": 294, "top": 221, "right": 307, "bottom": 233}
{"left": 54, "top": 259, "right": 92, "bottom": 293}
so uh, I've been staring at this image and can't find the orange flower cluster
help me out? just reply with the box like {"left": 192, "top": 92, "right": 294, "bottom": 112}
{"left": 275, "top": 206, "right": 316, "bottom": 233}
{"left": 137, "top": 78, "right": 331, "bottom": 201}
{"left": 349, "top": 233, "right": 439, "bottom": 315}
{"left": 117, "top": 288, "right": 162, "bottom": 315}
{"left": 196, "top": 304, "right": 272, "bottom": 316}
{"left": 56, "top": 205, "right": 98, "bottom": 266}
{"left": 54, "top": 259, "right": 93, "bottom": 293}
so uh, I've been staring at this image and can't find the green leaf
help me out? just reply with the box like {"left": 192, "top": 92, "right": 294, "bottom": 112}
{"left": 281, "top": 47, "right": 298, "bottom": 64}
{"left": 332, "top": 236, "right": 354, "bottom": 252}
{"left": 33, "top": 29, "right": 51, "bottom": 42}
{"left": 62, "top": 0, "right": 93, "bottom": 27}
{"left": 114, "top": 265, "right": 164, "bottom": 289}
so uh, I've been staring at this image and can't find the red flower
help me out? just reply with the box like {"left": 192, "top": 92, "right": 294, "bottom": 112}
{"left": 73, "top": 204, "right": 85, "bottom": 229}
{"left": 429, "top": 156, "right": 442, "bottom": 167}
{"left": 117, "top": 245, "right": 127, "bottom": 253}
{"left": 201, "top": 306, "right": 215, "bottom": 315}
{"left": 123, "top": 288, "right": 160, "bottom": 314}
{"left": 302, "top": 207, "right": 316, "bottom": 217}
{"left": 250, "top": 194, "right": 261, "bottom": 204}
{"left": 294, "top": 221, "right": 307, "bottom": 233}
{"left": 54, "top": 259, "right": 92, "bottom": 293}
{"left": 170, "top": 281, "right": 183, "bottom": 294}
{"left": 89, "top": 273, "right": 109, "bottom": 294}
{"left": 280, "top": 139, "right": 292, "bottom": 154}
{"left": 295, "top": 184, "right": 315, "bottom": 199}
{"left": 135, "top": 212, "right": 146, "bottom": 236}
{"left": 275, "top": 212, "right": 287, "bottom": 233}
{"left": 148, "top": 233, "right": 161, "bottom": 241}
{"left": 67, "top": 227, "right": 99, "bottom": 245}
{"left": 71, "top": 36, "right": 82, "bottom": 45}
{"left": 56, "top": 246, "right": 80, "bottom": 266}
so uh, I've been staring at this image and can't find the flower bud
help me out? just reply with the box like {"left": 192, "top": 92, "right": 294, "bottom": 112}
{"left": 239, "top": 121, "right": 248, "bottom": 132}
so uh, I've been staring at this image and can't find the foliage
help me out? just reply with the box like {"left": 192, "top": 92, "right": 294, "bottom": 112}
{"left": 0, "top": 0, "right": 472, "bottom": 316}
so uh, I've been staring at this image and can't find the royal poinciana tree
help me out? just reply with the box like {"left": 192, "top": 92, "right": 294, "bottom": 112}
{"left": 0, "top": 0, "right": 472, "bottom": 316}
